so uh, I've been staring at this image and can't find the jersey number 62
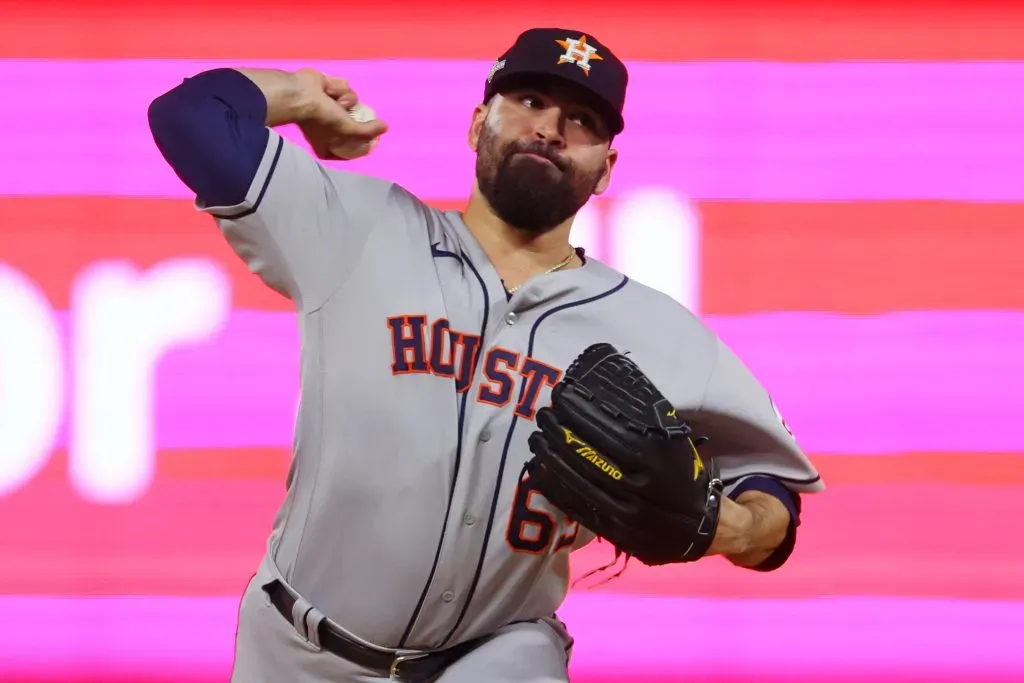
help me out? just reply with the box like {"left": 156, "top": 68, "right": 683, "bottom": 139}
{"left": 505, "top": 473, "right": 579, "bottom": 554}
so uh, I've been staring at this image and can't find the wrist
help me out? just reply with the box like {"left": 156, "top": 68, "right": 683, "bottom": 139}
{"left": 707, "top": 496, "right": 755, "bottom": 557}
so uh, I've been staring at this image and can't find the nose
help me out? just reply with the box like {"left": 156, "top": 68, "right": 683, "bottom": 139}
{"left": 532, "top": 107, "right": 565, "bottom": 148}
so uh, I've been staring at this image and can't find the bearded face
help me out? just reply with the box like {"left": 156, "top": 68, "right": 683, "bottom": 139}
{"left": 474, "top": 116, "right": 607, "bottom": 236}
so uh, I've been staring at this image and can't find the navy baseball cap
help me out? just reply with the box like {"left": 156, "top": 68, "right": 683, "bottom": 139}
{"left": 483, "top": 28, "right": 628, "bottom": 135}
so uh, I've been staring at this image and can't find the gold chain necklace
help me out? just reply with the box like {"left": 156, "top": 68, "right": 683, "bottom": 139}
{"left": 505, "top": 247, "right": 576, "bottom": 294}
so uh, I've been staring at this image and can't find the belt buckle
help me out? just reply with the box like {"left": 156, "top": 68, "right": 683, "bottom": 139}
{"left": 389, "top": 651, "right": 429, "bottom": 681}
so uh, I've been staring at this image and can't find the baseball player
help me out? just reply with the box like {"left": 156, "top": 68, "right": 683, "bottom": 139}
{"left": 148, "top": 27, "right": 823, "bottom": 683}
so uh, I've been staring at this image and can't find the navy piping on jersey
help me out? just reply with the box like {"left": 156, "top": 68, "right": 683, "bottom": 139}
{"left": 429, "top": 243, "right": 461, "bottom": 261}
{"left": 208, "top": 135, "right": 284, "bottom": 221}
{"left": 721, "top": 471, "right": 821, "bottom": 487}
{"left": 398, "top": 246, "right": 490, "bottom": 648}
{"left": 437, "top": 274, "right": 631, "bottom": 648}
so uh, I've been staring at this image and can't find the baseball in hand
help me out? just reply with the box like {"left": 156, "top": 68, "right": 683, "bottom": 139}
{"left": 331, "top": 102, "right": 380, "bottom": 160}
{"left": 348, "top": 102, "right": 376, "bottom": 123}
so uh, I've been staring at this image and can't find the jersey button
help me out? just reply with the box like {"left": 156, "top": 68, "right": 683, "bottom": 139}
{"left": 504, "top": 311, "right": 518, "bottom": 326}
{"left": 479, "top": 429, "right": 491, "bottom": 442}
{"left": 463, "top": 513, "right": 476, "bottom": 526}
{"left": 442, "top": 591, "right": 455, "bottom": 603}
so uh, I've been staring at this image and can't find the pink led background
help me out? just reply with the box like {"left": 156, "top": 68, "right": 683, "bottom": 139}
{"left": 1, "top": 2, "right": 1023, "bottom": 682}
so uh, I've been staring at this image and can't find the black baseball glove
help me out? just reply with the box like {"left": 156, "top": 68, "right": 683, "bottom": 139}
{"left": 526, "top": 343, "right": 724, "bottom": 566}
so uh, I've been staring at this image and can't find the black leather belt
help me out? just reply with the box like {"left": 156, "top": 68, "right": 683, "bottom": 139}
{"left": 264, "top": 580, "right": 484, "bottom": 682}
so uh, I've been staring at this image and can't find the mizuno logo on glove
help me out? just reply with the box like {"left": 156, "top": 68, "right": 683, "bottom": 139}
{"left": 562, "top": 428, "right": 623, "bottom": 481}
{"left": 688, "top": 438, "right": 706, "bottom": 481}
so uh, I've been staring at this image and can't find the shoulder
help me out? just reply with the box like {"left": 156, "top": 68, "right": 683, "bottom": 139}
{"left": 575, "top": 259, "right": 721, "bottom": 385}
{"left": 321, "top": 164, "right": 398, "bottom": 202}
{"left": 331, "top": 174, "right": 441, "bottom": 219}
{"left": 320, "top": 172, "right": 461, "bottom": 248}
{"left": 622, "top": 278, "right": 707, "bottom": 330}
{"left": 320, "top": 168, "right": 441, "bottom": 222}
{"left": 586, "top": 259, "right": 717, "bottom": 347}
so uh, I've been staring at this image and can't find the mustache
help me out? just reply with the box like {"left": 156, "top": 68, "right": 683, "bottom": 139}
{"left": 503, "top": 141, "right": 569, "bottom": 172}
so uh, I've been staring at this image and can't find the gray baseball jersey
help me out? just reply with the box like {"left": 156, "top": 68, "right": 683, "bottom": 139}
{"left": 199, "top": 131, "right": 824, "bottom": 652}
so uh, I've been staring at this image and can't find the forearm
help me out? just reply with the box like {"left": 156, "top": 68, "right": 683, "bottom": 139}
{"left": 232, "top": 68, "right": 315, "bottom": 127}
{"left": 707, "top": 491, "right": 792, "bottom": 568}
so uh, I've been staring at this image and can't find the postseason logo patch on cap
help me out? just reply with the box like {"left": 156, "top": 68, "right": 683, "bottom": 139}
{"left": 487, "top": 58, "right": 506, "bottom": 83}
{"left": 555, "top": 35, "right": 604, "bottom": 76}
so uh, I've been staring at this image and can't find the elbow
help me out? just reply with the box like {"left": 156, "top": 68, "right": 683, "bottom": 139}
{"left": 145, "top": 90, "right": 232, "bottom": 205}
{"left": 147, "top": 86, "right": 192, "bottom": 161}
{"left": 733, "top": 521, "right": 798, "bottom": 572}
{"left": 147, "top": 90, "right": 176, "bottom": 141}
{"left": 147, "top": 71, "right": 221, "bottom": 139}
{"left": 147, "top": 68, "right": 267, "bottom": 149}
{"left": 144, "top": 73, "right": 269, "bottom": 206}
{"left": 147, "top": 84, "right": 201, "bottom": 155}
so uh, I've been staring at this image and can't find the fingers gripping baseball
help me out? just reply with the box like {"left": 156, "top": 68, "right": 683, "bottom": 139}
{"left": 294, "top": 68, "right": 389, "bottom": 161}
{"left": 321, "top": 75, "right": 351, "bottom": 100}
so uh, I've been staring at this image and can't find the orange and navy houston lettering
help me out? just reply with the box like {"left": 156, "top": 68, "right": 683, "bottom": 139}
{"left": 477, "top": 347, "right": 522, "bottom": 407}
{"left": 515, "top": 359, "right": 562, "bottom": 420}
{"left": 453, "top": 332, "right": 482, "bottom": 394}
{"left": 429, "top": 319, "right": 456, "bottom": 378}
{"left": 388, "top": 315, "right": 483, "bottom": 388}
{"left": 387, "top": 315, "right": 562, "bottom": 414}
{"left": 387, "top": 315, "right": 429, "bottom": 374}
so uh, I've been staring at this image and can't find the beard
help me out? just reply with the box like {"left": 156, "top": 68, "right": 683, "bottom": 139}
{"left": 475, "top": 123, "right": 604, "bottom": 236}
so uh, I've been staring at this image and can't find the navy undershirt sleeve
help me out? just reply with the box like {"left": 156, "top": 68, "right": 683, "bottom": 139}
{"left": 727, "top": 475, "right": 802, "bottom": 572}
{"left": 147, "top": 68, "right": 271, "bottom": 207}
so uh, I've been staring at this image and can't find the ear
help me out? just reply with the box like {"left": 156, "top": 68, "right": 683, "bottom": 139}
{"left": 592, "top": 147, "right": 619, "bottom": 196}
{"left": 467, "top": 102, "right": 488, "bottom": 152}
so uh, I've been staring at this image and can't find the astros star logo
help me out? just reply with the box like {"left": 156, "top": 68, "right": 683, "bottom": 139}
{"left": 555, "top": 35, "right": 603, "bottom": 75}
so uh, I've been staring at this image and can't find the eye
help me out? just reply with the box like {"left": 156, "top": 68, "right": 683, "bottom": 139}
{"left": 520, "top": 94, "right": 544, "bottom": 109}
{"left": 569, "top": 112, "right": 597, "bottom": 130}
